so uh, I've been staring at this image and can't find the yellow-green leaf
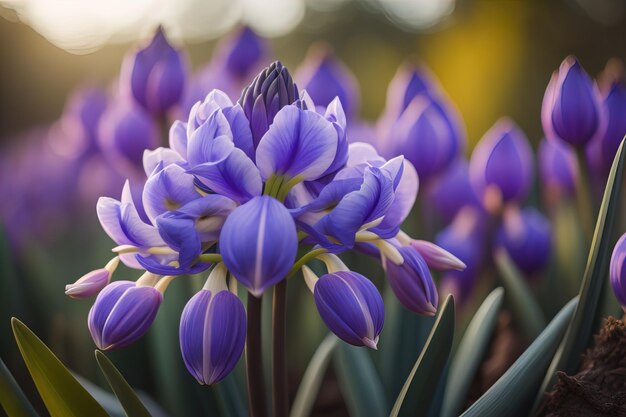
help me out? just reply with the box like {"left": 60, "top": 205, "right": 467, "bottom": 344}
{"left": 0, "top": 356, "right": 39, "bottom": 417}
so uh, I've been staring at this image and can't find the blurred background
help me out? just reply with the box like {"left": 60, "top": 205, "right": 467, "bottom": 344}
{"left": 0, "top": 0, "right": 625, "bottom": 416}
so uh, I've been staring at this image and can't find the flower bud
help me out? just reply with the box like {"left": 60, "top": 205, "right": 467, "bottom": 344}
{"left": 427, "top": 159, "right": 482, "bottom": 223}
{"left": 610, "top": 233, "right": 626, "bottom": 310}
{"left": 496, "top": 207, "right": 552, "bottom": 276}
{"left": 383, "top": 64, "right": 438, "bottom": 120}
{"left": 296, "top": 44, "right": 359, "bottom": 118}
{"left": 65, "top": 257, "right": 119, "bottom": 299}
{"left": 469, "top": 118, "right": 534, "bottom": 207}
{"left": 220, "top": 196, "right": 297, "bottom": 297}
{"left": 541, "top": 56, "right": 604, "bottom": 147}
{"left": 121, "top": 27, "right": 186, "bottom": 114}
{"left": 538, "top": 137, "right": 578, "bottom": 198}
{"left": 313, "top": 271, "right": 384, "bottom": 349}
{"left": 382, "top": 245, "right": 438, "bottom": 316}
{"left": 238, "top": 61, "right": 299, "bottom": 147}
{"left": 88, "top": 280, "right": 162, "bottom": 350}
{"left": 410, "top": 240, "right": 466, "bottom": 271}
{"left": 599, "top": 82, "right": 626, "bottom": 170}
{"left": 387, "top": 94, "right": 465, "bottom": 183}
{"left": 179, "top": 264, "right": 246, "bottom": 385}
{"left": 219, "top": 26, "right": 268, "bottom": 79}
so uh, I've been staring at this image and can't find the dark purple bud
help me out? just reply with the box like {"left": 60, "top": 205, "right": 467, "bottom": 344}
{"left": 610, "top": 233, "right": 626, "bottom": 310}
{"left": 98, "top": 96, "right": 159, "bottom": 178}
{"left": 496, "top": 207, "right": 551, "bottom": 276}
{"left": 66, "top": 257, "right": 119, "bottom": 299}
{"left": 314, "top": 271, "right": 384, "bottom": 349}
{"left": 436, "top": 207, "right": 486, "bottom": 304}
{"left": 387, "top": 94, "right": 465, "bottom": 183}
{"left": 599, "top": 82, "right": 626, "bottom": 169}
{"left": 427, "top": 158, "right": 482, "bottom": 223}
{"left": 469, "top": 118, "right": 534, "bottom": 207}
{"left": 219, "top": 26, "right": 268, "bottom": 79}
{"left": 382, "top": 245, "right": 438, "bottom": 316}
{"left": 296, "top": 44, "right": 359, "bottom": 118}
{"left": 238, "top": 61, "right": 299, "bottom": 148}
{"left": 122, "top": 27, "right": 186, "bottom": 114}
{"left": 542, "top": 56, "right": 604, "bottom": 147}
{"left": 538, "top": 137, "right": 578, "bottom": 198}
{"left": 88, "top": 280, "right": 162, "bottom": 350}
{"left": 220, "top": 196, "right": 297, "bottom": 297}
{"left": 179, "top": 265, "right": 246, "bottom": 385}
{"left": 383, "top": 64, "right": 439, "bottom": 120}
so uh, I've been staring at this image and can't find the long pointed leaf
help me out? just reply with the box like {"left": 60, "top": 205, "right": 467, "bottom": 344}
{"left": 389, "top": 294, "right": 455, "bottom": 417}
{"left": 334, "top": 343, "right": 387, "bottom": 417}
{"left": 533, "top": 138, "right": 626, "bottom": 410}
{"left": 460, "top": 297, "right": 578, "bottom": 417}
{"left": 290, "top": 334, "right": 339, "bottom": 417}
{"left": 494, "top": 250, "right": 546, "bottom": 342}
{"left": 441, "top": 288, "right": 504, "bottom": 417}
{"left": 11, "top": 318, "right": 108, "bottom": 417}
{"left": 95, "top": 350, "right": 152, "bottom": 417}
{"left": 0, "top": 356, "right": 38, "bottom": 417}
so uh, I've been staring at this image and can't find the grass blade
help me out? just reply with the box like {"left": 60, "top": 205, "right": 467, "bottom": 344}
{"left": 460, "top": 297, "right": 577, "bottom": 417}
{"left": 494, "top": 250, "right": 546, "bottom": 342}
{"left": 95, "top": 350, "right": 152, "bottom": 417}
{"left": 533, "top": 138, "right": 626, "bottom": 411}
{"left": 389, "top": 294, "right": 455, "bottom": 417}
{"left": 11, "top": 318, "right": 108, "bottom": 417}
{"left": 440, "top": 288, "right": 504, "bottom": 417}
{"left": 334, "top": 343, "right": 388, "bottom": 417}
{"left": 0, "top": 356, "right": 39, "bottom": 417}
{"left": 290, "top": 334, "right": 339, "bottom": 417}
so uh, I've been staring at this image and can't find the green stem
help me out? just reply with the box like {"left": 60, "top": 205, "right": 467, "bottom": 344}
{"left": 287, "top": 248, "right": 328, "bottom": 279}
{"left": 575, "top": 148, "right": 594, "bottom": 243}
{"left": 197, "top": 253, "right": 223, "bottom": 263}
{"left": 272, "top": 280, "right": 288, "bottom": 417}
{"left": 246, "top": 294, "right": 267, "bottom": 417}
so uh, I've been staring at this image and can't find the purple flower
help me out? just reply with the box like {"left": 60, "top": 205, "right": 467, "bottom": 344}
{"left": 610, "top": 233, "right": 626, "bottom": 310}
{"left": 599, "top": 82, "right": 626, "bottom": 170}
{"left": 410, "top": 240, "right": 466, "bottom": 271}
{"left": 88, "top": 280, "right": 162, "bottom": 350}
{"left": 296, "top": 44, "right": 359, "bottom": 118}
{"left": 179, "top": 265, "right": 246, "bottom": 385}
{"left": 542, "top": 56, "right": 604, "bottom": 147}
{"left": 220, "top": 196, "right": 297, "bottom": 296}
{"left": 65, "top": 257, "right": 119, "bottom": 299}
{"left": 382, "top": 64, "right": 439, "bottom": 120}
{"left": 427, "top": 158, "right": 482, "bottom": 223}
{"left": 121, "top": 27, "right": 186, "bottom": 114}
{"left": 469, "top": 118, "right": 534, "bottom": 207}
{"left": 238, "top": 61, "right": 299, "bottom": 147}
{"left": 538, "top": 137, "right": 578, "bottom": 197}
{"left": 382, "top": 245, "right": 438, "bottom": 316}
{"left": 314, "top": 271, "right": 384, "bottom": 349}
{"left": 496, "top": 207, "right": 552, "bottom": 276}
{"left": 98, "top": 95, "right": 159, "bottom": 178}
{"left": 219, "top": 26, "right": 268, "bottom": 80}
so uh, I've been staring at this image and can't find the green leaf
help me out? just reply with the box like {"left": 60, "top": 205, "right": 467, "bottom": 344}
{"left": 460, "top": 297, "right": 578, "bottom": 417}
{"left": 290, "top": 334, "right": 339, "bottom": 417}
{"left": 0, "top": 356, "right": 39, "bottom": 417}
{"left": 440, "top": 288, "right": 504, "bottom": 417}
{"left": 389, "top": 294, "right": 455, "bottom": 417}
{"left": 334, "top": 343, "right": 388, "bottom": 417}
{"left": 494, "top": 250, "right": 547, "bottom": 342}
{"left": 212, "top": 374, "right": 247, "bottom": 417}
{"left": 95, "top": 350, "right": 152, "bottom": 417}
{"left": 533, "top": 138, "right": 626, "bottom": 410}
{"left": 11, "top": 318, "right": 108, "bottom": 417}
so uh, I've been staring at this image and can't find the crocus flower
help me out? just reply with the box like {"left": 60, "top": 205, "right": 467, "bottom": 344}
{"left": 179, "top": 263, "right": 246, "bottom": 385}
{"left": 313, "top": 270, "right": 384, "bottom": 349}
{"left": 469, "top": 118, "right": 534, "bottom": 209}
{"left": 598, "top": 81, "right": 626, "bottom": 170}
{"left": 542, "top": 56, "right": 604, "bottom": 147}
{"left": 238, "top": 61, "right": 299, "bottom": 147}
{"left": 382, "top": 245, "right": 438, "bottom": 315}
{"left": 496, "top": 207, "right": 552, "bottom": 276}
{"left": 220, "top": 196, "right": 297, "bottom": 297}
{"left": 296, "top": 44, "right": 359, "bottom": 118}
{"left": 121, "top": 26, "right": 186, "bottom": 114}
{"left": 538, "top": 137, "right": 578, "bottom": 198}
{"left": 65, "top": 257, "right": 119, "bottom": 299}
{"left": 610, "top": 233, "right": 626, "bottom": 311}
{"left": 88, "top": 280, "right": 163, "bottom": 350}
{"left": 382, "top": 64, "right": 439, "bottom": 121}
{"left": 427, "top": 158, "right": 482, "bottom": 223}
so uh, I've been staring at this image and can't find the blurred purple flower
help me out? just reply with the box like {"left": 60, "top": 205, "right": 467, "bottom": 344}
{"left": 427, "top": 158, "right": 482, "bottom": 223}
{"left": 538, "top": 137, "right": 578, "bottom": 198}
{"left": 610, "top": 233, "right": 626, "bottom": 310}
{"left": 542, "top": 56, "right": 605, "bottom": 147}
{"left": 598, "top": 81, "right": 626, "bottom": 170}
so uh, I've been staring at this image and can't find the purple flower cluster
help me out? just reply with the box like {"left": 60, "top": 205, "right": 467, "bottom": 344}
{"left": 67, "top": 57, "right": 463, "bottom": 386}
